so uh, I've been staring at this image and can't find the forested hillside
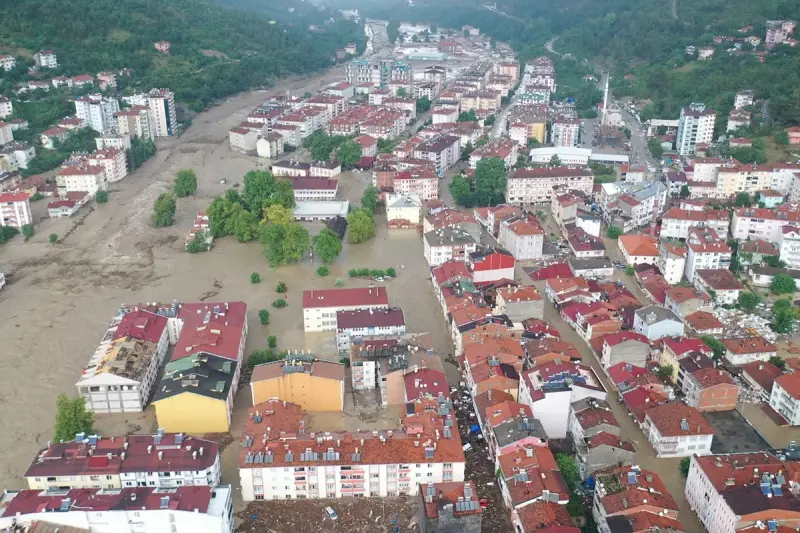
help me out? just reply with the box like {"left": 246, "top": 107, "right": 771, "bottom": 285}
{"left": 0, "top": 0, "right": 363, "bottom": 111}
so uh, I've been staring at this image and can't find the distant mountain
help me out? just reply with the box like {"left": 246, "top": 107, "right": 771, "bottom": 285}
{"left": 0, "top": 0, "right": 363, "bottom": 111}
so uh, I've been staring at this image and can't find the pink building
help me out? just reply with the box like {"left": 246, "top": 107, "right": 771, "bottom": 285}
{"left": 393, "top": 169, "right": 438, "bottom": 200}
{"left": 0, "top": 192, "right": 32, "bottom": 228}
{"left": 154, "top": 41, "right": 171, "bottom": 54}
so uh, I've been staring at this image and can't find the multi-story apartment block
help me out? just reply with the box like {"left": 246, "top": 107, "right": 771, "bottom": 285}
{"left": 734, "top": 89, "right": 754, "bottom": 110}
{"left": 676, "top": 103, "right": 716, "bottom": 156}
{"left": 732, "top": 205, "right": 800, "bottom": 243}
{"left": 346, "top": 59, "right": 411, "bottom": 88}
{"left": 413, "top": 135, "right": 460, "bottom": 174}
{"left": 568, "top": 399, "right": 635, "bottom": 479}
{"left": 88, "top": 147, "right": 128, "bottom": 183}
{"left": 685, "top": 452, "right": 800, "bottom": 533}
{"left": 765, "top": 19, "right": 797, "bottom": 48}
{"left": 506, "top": 166, "right": 594, "bottom": 205}
{"left": 0, "top": 192, "right": 32, "bottom": 228}
{"left": 642, "top": 403, "right": 714, "bottom": 457}
{"left": 469, "top": 137, "right": 518, "bottom": 169}
{"left": 56, "top": 164, "right": 107, "bottom": 195}
{"left": 716, "top": 164, "right": 800, "bottom": 197}
{"left": 726, "top": 109, "right": 751, "bottom": 133}
{"left": 0, "top": 97, "right": 12, "bottom": 120}
{"left": 75, "top": 94, "right": 120, "bottom": 133}
{"left": 148, "top": 88, "right": 177, "bottom": 137}
{"left": 658, "top": 242, "right": 688, "bottom": 284}
{"left": 289, "top": 177, "right": 338, "bottom": 201}
{"left": 238, "top": 398, "right": 465, "bottom": 501}
{"left": 684, "top": 227, "right": 732, "bottom": 282}
{"left": 24, "top": 430, "right": 220, "bottom": 490}
{"left": 336, "top": 308, "right": 406, "bottom": 353}
{"left": 115, "top": 105, "right": 153, "bottom": 139}
{"left": 250, "top": 357, "right": 345, "bottom": 411}
{"left": 33, "top": 50, "right": 58, "bottom": 68}
{"left": 593, "top": 466, "right": 680, "bottom": 533}
{"left": 424, "top": 226, "right": 478, "bottom": 267}
{"left": 77, "top": 308, "right": 170, "bottom": 413}
{"left": 694, "top": 269, "right": 743, "bottom": 305}
{"left": 0, "top": 55, "right": 16, "bottom": 71}
{"left": 550, "top": 118, "right": 580, "bottom": 147}
{"left": 393, "top": 169, "right": 438, "bottom": 200}
{"left": 681, "top": 365, "right": 739, "bottom": 412}
{"left": 659, "top": 207, "right": 730, "bottom": 240}
{"left": 769, "top": 372, "right": 800, "bottom": 425}
{"left": 302, "top": 287, "right": 389, "bottom": 332}
{"left": 498, "top": 218, "right": 545, "bottom": 260}
{"left": 779, "top": 225, "right": 800, "bottom": 268}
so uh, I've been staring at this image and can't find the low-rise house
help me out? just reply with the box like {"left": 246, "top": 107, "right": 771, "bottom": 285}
{"left": 722, "top": 336, "right": 777, "bottom": 365}
{"left": 748, "top": 265, "right": 800, "bottom": 288}
{"left": 769, "top": 372, "right": 800, "bottom": 425}
{"left": 483, "top": 400, "right": 543, "bottom": 456}
{"left": 418, "top": 482, "right": 483, "bottom": 533}
{"left": 568, "top": 257, "right": 614, "bottom": 278}
{"left": 642, "top": 403, "right": 714, "bottom": 457}
{"left": 683, "top": 310, "right": 724, "bottom": 335}
{"left": 543, "top": 276, "right": 591, "bottom": 305}
{"left": 289, "top": 177, "right": 338, "bottom": 202}
{"left": 467, "top": 247, "right": 515, "bottom": 285}
{"left": 741, "top": 360, "right": 782, "bottom": 401}
{"left": 302, "top": 287, "right": 388, "bottom": 332}
{"left": 568, "top": 227, "right": 606, "bottom": 258}
{"left": 386, "top": 193, "right": 422, "bottom": 227}
{"left": 310, "top": 160, "right": 342, "bottom": 178}
{"left": 599, "top": 332, "right": 651, "bottom": 370}
{"left": 664, "top": 286, "right": 711, "bottom": 318}
{"left": 618, "top": 235, "right": 659, "bottom": 265}
{"left": 47, "top": 191, "right": 90, "bottom": 218}
{"left": 694, "top": 269, "right": 743, "bottom": 305}
{"left": 633, "top": 305, "right": 684, "bottom": 341}
{"left": 592, "top": 467, "right": 680, "bottom": 533}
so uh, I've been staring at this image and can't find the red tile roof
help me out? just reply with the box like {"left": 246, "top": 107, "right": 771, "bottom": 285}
{"left": 645, "top": 403, "right": 713, "bottom": 436}
{"left": 528, "top": 262, "right": 573, "bottom": 280}
{"left": 516, "top": 502, "right": 573, "bottom": 531}
{"left": 683, "top": 310, "right": 724, "bottom": 332}
{"left": 112, "top": 310, "right": 168, "bottom": 344}
{"left": 336, "top": 308, "right": 404, "bottom": 329}
{"left": 596, "top": 466, "right": 678, "bottom": 515}
{"left": 170, "top": 301, "right": 247, "bottom": 362}
{"left": 421, "top": 481, "right": 482, "bottom": 518}
{"left": 302, "top": 287, "right": 388, "bottom": 309}
{"left": 662, "top": 336, "right": 711, "bottom": 357}
{"left": 776, "top": 373, "right": 800, "bottom": 400}
{"left": 575, "top": 406, "right": 619, "bottom": 430}
{"left": 0, "top": 192, "right": 30, "bottom": 203}
{"left": 691, "top": 367, "right": 735, "bottom": 388}
{"left": 722, "top": 336, "right": 777, "bottom": 355}
{"left": 607, "top": 362, "right": 647, "bottom": 385}
{"left": 588, "top": 431, "right": 634, "bottom": 452}
{"left": 695, "top": 269, "right": 744, "bottom": 291}
{"left": 404, "top": 368, "right": 449, "bottom": 401}
{"left": 602, "top": 331, "right": 649, "bottom": 348}
{"left": 741, "top": 361, "right": 782, "bottom": 391}
{"left": 619, "top": 234, "right": 658, "bottom": 257}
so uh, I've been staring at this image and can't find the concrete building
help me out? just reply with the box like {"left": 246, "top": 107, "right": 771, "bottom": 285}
{"left": 0, "top": 192, "right": 32, "bottom": 228}
{"left": 250, "top": 357, "right": 345, "bottom": 412}
{"left": 550, "top": 118, "right": 581, "bottom": 147}
{"left": 0, "top": 97, "right": 12, "bottom": 119}
{"left": 599, "top": 332, "right": 650, "bottom": 370}
{"left": 593, "top": 466, "right": 680, "bottom": 533}
{"left": 0, "top": 486, "right": 234, "bottom": 533}
{"left": 568, "top": 398, "right": 635, "bottom": 478}
{"left": 418, "top": 482, "right": 482, "bottom": 533}
{"left": 506, "top": 166, "right": 594, "bottom": 205}
{"left": 393, "top": 170, "right": 439, "bottom": 200}
{"left": 682, "top": 366, "right": 739, "bottom": 412}
{"left": 56, "top": 164, "right": 107, "bottom": 195}
{"left": 336, "top": 308, "right": 406, "bottom": 352}
{"left": 33, "top": 50, "right": 58, "bottom": 68}
{"left": 413, "top": 135, "right": 460, "bottom": 174}
{"left": 386, "top": 193, "right": 422, "bottom": 226}
{"left": 148, "top": 89, "right": 177, "bottom": 137}
{"left": 732, "top": 205, "right": 800, "bottom": 243}
{"left": 424, "top": 226, "right": 478, "bottom": 267}
{"left": 238, "top": 398, "right": 465, "bottom": 501}
{"left": 722, "top": 336, "right": 777, "bottom": 365}
{"left": 633, "top": 305, "right": 684, "bottom": 341}
{"left": 289, "top": 177, "right": 338, "bottom": 202}
{"left": 685, "top": 227, "right": 732, "bottom": 282}
{"left": 467, "top": 248, "right": 515, "bottom": 284}
{"left": 779, "top": 225, "right": 800, "bottom": 268}
{"left": 734, "top": 90, "right": 754, "bottom": 110}
{"left": 228, "top": 127, "right": 258, "bottom": 153}
{"left": 660, "top": 208, "right": 731, "bottom": 240}
{"left": 115, "top": 106, "right": 153, "bottom": 139}
{"left": 24, "top": 431, "right": 220, "bottom": 490}
{"left": 0, "top": 55, "right": 16, "bottom": 72}
{"left": 302, "top": 287, "right": 389, "bottom": 332}
{"left": 618, "top": 235, "right": 659, "bottom": 265}
{"left": 694, "top": 269, "right": 743, "bottom": 305}
{"left": 676, "top": 103, "right": 716, "bottom": 156}
{"left": 88, "top": 148, "right": 128, "bottom": 183}
{"left": 642, "top": 403, "right": 714, "bottom": 457}
{"left": 716, "top": 165, "right": 800, "bottom": 199}
{"left": 664, "top": 286, "right": 711, "bottom": 318}
{"left": 770, "top": 372, "right": 800, "bottom": 425}
{"left": 659, "top": 243, "right": 687, "bottom": 284}
{"left": 256, "top": 132, "right": 284, "bottom": 159}
{"left": 498, "top": 218, "right": 545, "bottom": 260}
{"left": 74, "top": 94, "right": 120, "bottom": 133}
{"left": 495, "top": 286, "right": 544, "bottom": 322}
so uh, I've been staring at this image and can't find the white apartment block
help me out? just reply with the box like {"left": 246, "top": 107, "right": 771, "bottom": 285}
{"left": 95, "top": 131, "right": 132, "bottom": 151}
{"left": 0, "top": 55, "right": 16, "bottom": 71}
{"left": 335, "top": 308, "right": 406, "bottom": 352}
{"left": 506, "top": 167, "right": 594, "bottom": 205}
{"left": 769, "top": 373, "right": 800, "bottom": 425}
{"left": 75, "top": 94, "right": 120, "bottom": 133}
{"left": 413, "top": 135, "right": 460, "bottom": 175}
{"left": 33, "top": 50, "right": 58, "bottom": 68}
{"left": 0, "top": 192, "right": 32, "bottom": 228}
{"left": 731, "top": 206, "right": 800, "bottom": 243}
{"left": 25, "top": 431, "right": 221, "bottom": 491}
{"left": 0, "top": 486, "right": 233, "bottom": 533}
{"left": 659, "top": 208, "right": 731, "bottom": 240}
{"left": 0, "top": 97, "right": 12, "bottom": 119}
{"left": 551, "top": 120, "right": 580, "bottom": 147}
{"left": 642, "top": 405, "right": 713, "bottom": 458}
{"left": 733, "top": 90, "right": 753, "bottom": 110}
{"left": 779, "top": 226, "right": 800, "bottom": 269}
{"left": 676, "top": 103, "right": 716, "bottom": 156}
{"left": 0, "top": 122, "right": 13, "bottom": 145}
{"left": 659, "top": 243, "right": 687, "bottom": 284}
{"left": 56, "top": 165, "right": 107, "bottom": 195}
{"left": 423, "top": 227, "right": 478, "bottom": 267}
{"left": 88, "top": 148, "right": 128, "bottom": 183}
{"left": 115, "top": 106, "right": 153, "bottom": 139}
{"left": 716, "top": 164, "right": 800, "bottom": 197}
{"left": 685, "top": 227, "right": 732, "bottom": 282}
{"left": 290, "top": 177, "right": 338, "bottom": 201}
{"left": 302, "top": 287, "right": 389, "bottom": 332}
{"left": 393, "top": 171, "right": 438, "bottom": 200}
{"left": 498, "top": 218, "right": 544, "bottom": 260}
{"left": 148, "top": 89, "right": 177, "bottom": 137}
{"left": 77, "top": 309, "right": 170, "bottom": 414}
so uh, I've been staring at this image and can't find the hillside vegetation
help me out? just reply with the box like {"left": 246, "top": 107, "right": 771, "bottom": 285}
{"left": 0, "top": 0, "right": 363, "bottom": 110}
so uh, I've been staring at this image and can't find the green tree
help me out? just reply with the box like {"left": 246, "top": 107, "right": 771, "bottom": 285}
{"left": 48, "top": 232, "right": 58, "bottom": 244}
{"left": 174, "top": 169, "right": 198, "bottom": 198}
{"left": 248, "top": 349, "right": 282, "bottom": 368}
{"left": 251, "top": 272, "right": 261, "bottom": 284}
{"left": 21, "top": 224, "right": 34, "bottom": 240}
{"left": 258, "top": 309, "right": 270, "bottom": 325}
{"left": 53, "top": 394, "right": 94, "bottom": 443}
{"left": 764, "top": 256, "right": 787, "bottom": 268}
{"left": 769, "top": 355, "right": 786, "bottom": 369}
{"left": 770, "top": 274, "right": 797, "bottom": 295}
{"left": 207, "top": 191, "right": 245, "bottom": 237}
{"left": 268, "top": 335, "right": 277, "bottom": 348}
{"left": 679, "top": 184, "right": 690, "bottom": 198}
{"left": 549, "top": 155, "right": 562, "bottom": 166}
{"left": 95, "top": 190, "right": 108, "bottom": 204}
{"left": 313, "top": 228, "right": 343, "bottom": 264}
{"left": 317, "top": 266, "right": 330, "bottom": 276}
{"left": 656, "top": 364, "right": 674, "bottom": 381}
{"left": 606, "top": 226, "right": 623, "bottom": 239}
{"left": 416, "top": 96, "right": 432, "bottom": 113}
{"left": 458, "top": 110, "right": 478, "bottom": 122}
{"left": 624, "top": 265, "right": 635, "bottom": 276}
{"left": 267, "top": 179, "right": 296, "bottom": 210}
{"left": 647, "top": 138, "right": 664, "bottom": 160}
{"left": 449, "top": 175, "right": 474, "bottom": 206}
{"left": 700, "top": 336, "right": 726, "bottom": 360}
{"left": 361, "top": 186, "right": 379, "bottom": 214}
{"left": 335, "top": 139, "right": 362, "bottom": 167}
{"left": 347, "top": 209, "right": 376, "bottom": 244}
{"left": 276, "top": 281, "right": 287, "bottom": 293}
{"left": 734, "top": 192, "right": 752, "bottom": 208}
{"left": 775, "top": 130, "right": 790, "bottom": 145}
{"left": 272, "top": 298, "right": 288, "bottom": 308}
{"left": 186, "top": 232, "right": 210, "bottom": 253}
{"left": 772, "top": 306, "right": 796, "bottom": 333}
{"left": 474, "top": 157, "right": 506, "bottom": 206}
{"left": 396, "top": 87, "right": 407, "bottom": 97}
{"left": 484, "top": 115, "right": 496, "bottom": 126}
{"left": 460, "top": 141, "right": 474, "bottom": 161}
{"left": 737, "top": 291, "right": 760, "bottom": 310}
{"left": 233, "top": 210, "right": 259, "bottom": 242}
{"left": 263, "top": 204, "right": 292, "bottom": 226}
{"left": 243, "top": 170, "right": 276, "bottom": 217}
{"left": 680, "top": 457, "right": 691, "bottom": 476}
{"left": 152, "top": 192, "right": 176, "bottom": 227}
{"left": 260, "top": 222, "right": 310, "bottom": 266}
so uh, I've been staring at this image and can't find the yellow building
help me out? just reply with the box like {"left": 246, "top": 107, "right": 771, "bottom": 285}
{"left": 152, "top": 354, "right": 236, "bottom": 433}
{"left": 250, "top": 358, "right": 345, "bottom": 411}
{"left": 528, "top": 121, "right": 547, "bottom": 144}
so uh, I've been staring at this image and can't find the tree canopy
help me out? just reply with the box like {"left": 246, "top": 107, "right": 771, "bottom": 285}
{"left": 771, "top": 274, "right": 797, "bottom": 295}
{"left": 53, "top": 394, "right": 94, "bottom": 443}
{"left": 174, "top": 169, "right": 198, "bottom": 198}
{"left": 347, "top": 209, "right": 376, "bottom": 244}
{"left": 260, "top": 220, "right": 310, "bottom": 266}
{"left": 313, "top": 228, "right": 343, "bottom": 264}
{"left": 152, "top": 192, "right": 176, "bottom": 227}
{"left": 336, "top": 139, "right": 362, "bottom": 167}
{"left": 473, "top": 157, "right": 507, "bottom": 206}
{"left": 361, "top": 186, "right": 379, "bottom": 214}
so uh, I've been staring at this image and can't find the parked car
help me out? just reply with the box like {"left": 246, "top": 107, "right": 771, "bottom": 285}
{"left": 325, "top": 507, "right": 338, "bottom": 520}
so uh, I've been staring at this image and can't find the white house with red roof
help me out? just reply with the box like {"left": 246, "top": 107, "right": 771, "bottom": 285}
{"left": 642, "top": 403, "right": 714, "bottom": 457}
{"left": 33, "top": 50, "right": 58, "bottom": 68}
{"left": 47, "top": 191, "right": 90, "bottom": 218}
{"left": 0, "top": 191, "right": 32, "bottom": 228}
{"left": 303, "top": 287, "right": 389, "bottom": 332}
{"left": 335, "top": 308, "right": 406, "bottom": 352}
{"left": 88, "top": 147, "right": 128, "bottom": 183}
{"left": 769, "top": 372, "right": 800, "bottom": 425}
{"left": 56, "top": 164, "right": 107, "bottom": 195}
{"left": 467, "top": 247, "right": 515, "bottom": 284}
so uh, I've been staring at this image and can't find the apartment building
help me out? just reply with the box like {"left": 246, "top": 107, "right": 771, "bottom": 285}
{"left": 74, "top": 94, "right": 120, "bottom": 133}
{"left": 498, "top": 218, "right": 545, "bottom": 260}
{"left": 659, "top": 243, "right": 687, "bottom": 284}
{"left": 732, "top": 205, "right": 800, "bottom": 243}
{"left": 568, "top": 399, "right": 634, "bottom": 478}
{"left": 25, "top": 430, "right": 220, "bottom": 491}
{"left": 633, "top": 305, "right": 684, "bottom": 341}
{"left": 684, "top": 227, "right": 732, "bottom": 282}
{"left": 734, "top": 89, "right": 754, "bottom": 110}
{"left": 302, "top": 287, "right": 389, "bottom": 332}
{"left": 238, "top": 398, "right": 465, "bottom": 501}
{"left": 56, "top": 164, "right": 107, "bottom": 195}
{"left": 419, "top": 482, "right": 482, "bottom": 533}
{"left": 660, "top": 207, "right": 731, "bottom": 240}
{"left": 0, "top": 97, "right": 12, "bottom": 119}
{"left": 0, "top": 55, "right": 16, "bottom": 71}
{"left": 469, "top": 137, "right": 518, "bottom": 169}
{"left": 148, "top": 88, "right": 177, "bottom": 137}
{"left": 685, "top": 452, "right": 800, "bottom": 533}
{"left": 115, "top": 106, "right": 153, "bottom": 139}
{"left": 681, "top": 366, "right": 739, "bottom": 412}
{"left": 551, "top": 118, "right": 580, "bottom": 147}
{"left": 413, "top": 135, "right": 460, "bottom": 174}
{"left": 424, "top": 226, "right": 478, "bottom": 267}
{"left": 694, "top": 269, "right": 743, "bottom": 305}
{"left": 676, "top": 103, "right": 716, "bottom": 156}
{"left": 770, "top": 372, "right": 800, "bottom": 425}
{"left": 716, "top": 164, "right": 800, "bottom": 197}
{"left": 393, "top": 169, "right": 438, "bottom": 200}
{"left": 33, "top": 50, "right": 58, "bottom": 68}
{"left": 0, "top": 486, "right": 233, "bottom": 533}
{"left": 593, "top": 466, "right": 680, "bottom": 533}
{"left": 642, "top": 403, "right": 713, "bottom": 457}
{"left": 336, "top": 308, "right": 406, "bottom": 353}
{"left": 250, "top": 357, "right": 345, "bottom": 411}
{"left": 779, "top": 226, "right": 800, "bottom": 268}
{"left": 0, "top": 192, "right": 32, "bottom": 228}
{"left": 599, "top": 332, "right": 650, "bottom": 370}
{"left": 88, "top": 148, "right": 128, "bottom": 183}
{"left": 506, "top": 166, "right": 594, "bottom": 205}
{"left": 289, "top": 177, "right": 338, "bottom": 202}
